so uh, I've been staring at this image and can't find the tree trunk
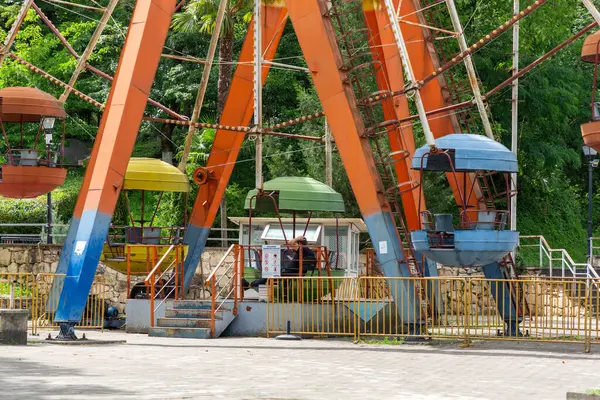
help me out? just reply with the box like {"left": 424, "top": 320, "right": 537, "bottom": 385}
{"left": 217, "top": 29, "right": 234, "bottom": 116}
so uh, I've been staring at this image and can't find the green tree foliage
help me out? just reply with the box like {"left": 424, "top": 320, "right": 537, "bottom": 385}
{"left": 0, "top": 0, "right": 598, "bottom": 260}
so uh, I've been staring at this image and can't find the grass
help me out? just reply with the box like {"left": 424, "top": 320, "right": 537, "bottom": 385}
{"left": 0, "top": 282, "right": 32, "bottom": 297}
{"left": 586, "top": 389, "right": 600, "bottom": 396}
{"left": 359, "top": 336, "right": 405, "bottom": 345}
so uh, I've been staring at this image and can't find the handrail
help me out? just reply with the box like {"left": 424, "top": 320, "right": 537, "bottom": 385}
{"left": 105, "top": 225, "right": 238, "bottom": 247}
{"left": 203, "top": 243, "right": 335, "bottom": 336}
{"left": 143, "top": 244, "right": 185, "bottom": 327}
{"left": 206, "top": 244, "right": 236, "bottom": 282}
{"left": 205, "top": 244, "right": 242, "bottom": 337}
{"left": 144, "top": 245, "right": 176, "bottom": 282}
{"left": 519, "top": 235, "right": 600, "bottom": 283}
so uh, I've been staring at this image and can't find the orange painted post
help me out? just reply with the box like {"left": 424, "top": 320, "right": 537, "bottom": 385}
{"left": 324, "top": 248, "right": 332, "bottom": 277}
{"left": 315, "top": 247, "right": 322, "bottom": 276}
{"left": 210, "top": 276, "right": 216, "bottom": 338}
{"left": 126, "top": 246, "right": 131, "bottom": 298}
{"left": 150, "top": 273, "right": 155, "bottom": 328}
{"left": 239, "top": 245, "right": 245, "bottom": 302}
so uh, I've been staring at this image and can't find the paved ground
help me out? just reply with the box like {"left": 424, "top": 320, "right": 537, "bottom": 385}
{"left": 1, "top": 331, "right": 600, "bottom": 399}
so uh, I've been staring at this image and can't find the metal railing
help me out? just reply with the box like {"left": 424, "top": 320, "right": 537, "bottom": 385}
{"left": 144, "top": 244, "right": 186, "bottom": 327}
{"left": 204, "top": 227, "right": 240, "bottom": 248}
{"left": 0, "top": 224, "right": 238, "bottom": 247}
{"left": 241, "top": 244, "right": 333, "bottom": 277}
{"left": 205, "top": 244, "right": 243, "bottom": 337}
{"left": 0, "top": 273, "right": 36, "bottom": 310}
{"left": 267, "top": 277, "right": 356, "bottom": 337}
{"left": 0, "top": 223, "right": 69, "bottom": 244}
{"left": 590, "top": 237, "right": 600, "bottom": 260}
{"left": 420, "top": 210, "right": 509, "bottom": 232}
{"left": 107, "top": 225, "right": 186, "bottom": 247}
{"left": 519, "top": 235, "right": 600, "bottom": 280}
{"left": 204, "top": 243, "right": 335, "bottom": 337}
{"left": 4, "top": 148, "right": 64, "bottom": 168}
{"left": 266, "top": 276, "right": 598, "bottom": 352}
{"left": 0, "top": 272, "right": 105, "bottom": 334}
{"left": 31, "top": 274, "right": 106, "bottom": 334}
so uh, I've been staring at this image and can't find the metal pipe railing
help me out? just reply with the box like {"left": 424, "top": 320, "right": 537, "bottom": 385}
{"left": 519, "top": 235, "right": 600, "bottom": 283}
{"left": 143, "top": 244, "right": 185, "bottom": 327}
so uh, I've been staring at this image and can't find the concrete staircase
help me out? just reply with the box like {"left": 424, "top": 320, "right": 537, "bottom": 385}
{"left": 148, "top": 300, "right": 237, "bottom": 339}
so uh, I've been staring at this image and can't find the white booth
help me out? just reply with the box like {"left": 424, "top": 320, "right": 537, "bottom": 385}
{"left": 229, "top": 217, "right": 367, "bottom": 276}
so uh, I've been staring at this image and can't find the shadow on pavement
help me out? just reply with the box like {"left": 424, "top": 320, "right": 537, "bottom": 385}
{"left": 124, "top": 338, "right": 598, "bottom": 361}
{"left": 0, "top": 355, "right": 134, "bottom": 399}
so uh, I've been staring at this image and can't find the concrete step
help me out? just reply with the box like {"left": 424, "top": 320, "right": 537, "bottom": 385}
{"left": 171, "top": 300, "right": 212, "bottom": 310}
{"left": 165, "top": 308, "right": 213, "bottom": 318}
{"left": 165, "top": 308, "right": 229, "bottom": 319}
{"left": 149, "top": 326, "right": 211, "bottom": 339}
{"left": 157, "top": 317, "right": 212, "bottom": 328}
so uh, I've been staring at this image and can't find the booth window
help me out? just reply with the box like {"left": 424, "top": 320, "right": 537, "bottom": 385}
{"left": 260, "top": 224, "right": 322, "bottom": 243}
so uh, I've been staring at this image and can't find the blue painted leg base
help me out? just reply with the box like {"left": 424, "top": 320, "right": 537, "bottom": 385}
{"left": 53, "top": 322, "right": 79, "bottom": 341}
{"left": 403, "top": 324, "right": 430, "bottom": 341}
{"left": 497, "top": 322, "right": 526, "bottom": 338}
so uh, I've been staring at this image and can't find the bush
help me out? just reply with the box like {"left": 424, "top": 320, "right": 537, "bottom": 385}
{"left": 0, "top": 198, "right": 46, "bottom": 234}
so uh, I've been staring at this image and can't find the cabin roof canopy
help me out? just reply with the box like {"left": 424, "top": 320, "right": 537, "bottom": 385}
{"left": 123, "top": 158, "right": 190, "bottom": 193}
{"left": 411, "top": 133, "right": 518, "bottom": 173}
{"left": 244, "top": 177, "right": 345, "bottom": 213}
{"left": 229, "top": 217, "right": 367, "bottom": 232}
{"left": 0, "top": 87, "right": 66, "bottom": 122}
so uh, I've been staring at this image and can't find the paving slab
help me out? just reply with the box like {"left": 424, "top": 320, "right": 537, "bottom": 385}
{"left": 1, "top": 331, "right": 600, "bottom": 399}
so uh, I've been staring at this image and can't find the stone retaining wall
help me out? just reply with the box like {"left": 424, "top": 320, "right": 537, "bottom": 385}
{"left": 1, "top": 246, "right": 586, "bottom": 317}
{"left": 0, "top": 245, "right": 228, "bottom": 314}
{"left": 438, "top": 266, "right": 585, "bottom": 317}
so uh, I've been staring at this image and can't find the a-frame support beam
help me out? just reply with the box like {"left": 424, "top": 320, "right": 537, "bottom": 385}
{"left": 54, "top": 0, "right": 177, "bottom": 335}
{"left": 182, "top": 4, "right": 289, "bottom": 288}
{"left": 362, "top": 4, "right": 422, "bottom": 231}
{"left": 286, "top": 0, "right": 420, "bottom": 323}
{"left": 59, "top": 0, "right": 120, "bottom": 103}
{"left": 285, "top": 0, "right": 408, "bottom": 277}
{"left": 397, "top": 0, "right": 479, "bottom": 211}
{"left": 0, "top": 0, "right": 34, "bottom": 67}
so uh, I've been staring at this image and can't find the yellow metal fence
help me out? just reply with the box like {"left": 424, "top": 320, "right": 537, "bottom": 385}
{"left": 267, "top": 277, "right": 357, "bottom": 337}
{"left": 267, "top": 276, "right": 599, "bottom": 351}
{"left": 0, "top": 273, "right": 106, "bottom": 334}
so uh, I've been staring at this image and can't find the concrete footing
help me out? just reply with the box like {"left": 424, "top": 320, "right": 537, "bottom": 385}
{"left": 0, "top": 309, "right": 28, "bottom": 345}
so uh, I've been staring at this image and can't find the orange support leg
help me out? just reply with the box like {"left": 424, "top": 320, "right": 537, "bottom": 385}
{"left": 285, "top": 0, "right": 409, "bottom": 276}
{"left": 54, "top": 0, "right": 177, "bottom": 335}
{"left": 286, "top": 0, "right": 421, "bottom": 326}
{"left": 182, "top": 4, "right": 288, "bottom": 288}
{"left": 363, "top": 4, "right": 423, "bottom": 231}
{"left": 394, "top": 0, "right": 479, "bottom": 209}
